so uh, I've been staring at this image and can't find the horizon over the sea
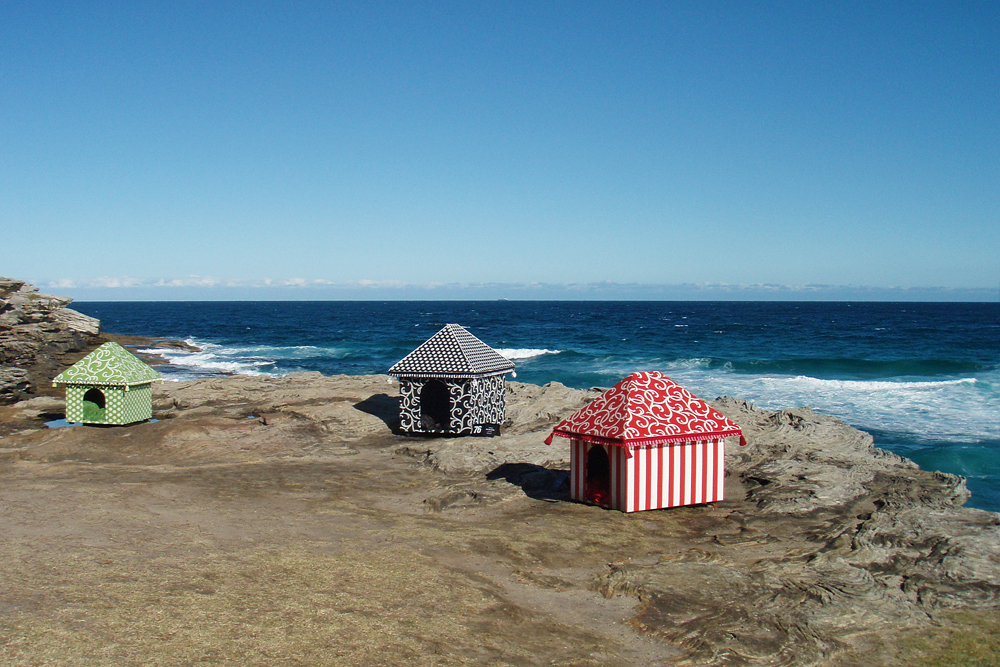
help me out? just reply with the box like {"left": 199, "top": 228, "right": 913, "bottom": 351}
{"left": 36, "top": 279, "right": 1000, "bottom": 303}
{"left": 70, "top": 296, "right": 1000, "bottom": 304}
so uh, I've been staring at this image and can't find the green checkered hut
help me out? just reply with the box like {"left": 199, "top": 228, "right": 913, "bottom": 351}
{"left": 53, "top": 341, "right": 162, "bottom": 425}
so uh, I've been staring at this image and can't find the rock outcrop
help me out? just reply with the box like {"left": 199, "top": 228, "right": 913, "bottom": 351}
{"left": 0, "top": 277, "right": 101, "bottom": 402}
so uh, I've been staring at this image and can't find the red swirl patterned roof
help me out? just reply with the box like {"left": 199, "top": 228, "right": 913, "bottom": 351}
{"left": 547, "top": 371, "right": 743, "bottom": 447}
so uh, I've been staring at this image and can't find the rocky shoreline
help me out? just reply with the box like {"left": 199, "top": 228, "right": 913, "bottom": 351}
{"left": 0, "top": 277, "right": 102, "bottom": 402}
{"left": 1, "top": 278, "right": 998, "bottom": 665}
{"left": 0, "top": 277, "right": 198, "bottom": 404}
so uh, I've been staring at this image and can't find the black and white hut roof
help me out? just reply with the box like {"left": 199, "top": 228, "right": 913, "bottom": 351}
{"left": 388, "top": 324, "right": 515, "bottom": 379}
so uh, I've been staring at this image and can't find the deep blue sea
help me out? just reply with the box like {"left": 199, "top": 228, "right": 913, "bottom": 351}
{"left": 72, "top": 301, "right": 1000, "bottom": 513}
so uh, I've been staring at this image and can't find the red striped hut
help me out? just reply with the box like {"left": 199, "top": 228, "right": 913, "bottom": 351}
{"left": 544, "top": 371, "right": 746, "bottom": 512}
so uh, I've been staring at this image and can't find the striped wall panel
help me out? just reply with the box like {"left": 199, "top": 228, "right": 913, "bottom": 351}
{"left": 570, "top": 439, "right": 726, "bottom": 512}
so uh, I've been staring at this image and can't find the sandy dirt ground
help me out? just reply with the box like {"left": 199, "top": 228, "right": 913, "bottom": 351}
{"left": 1, "top": 374, "right": 998, "bottom": 666}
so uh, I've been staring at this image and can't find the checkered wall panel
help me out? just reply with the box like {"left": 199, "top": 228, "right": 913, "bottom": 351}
{"left": 64, "top": 383, "right": 153, "bottom": 425}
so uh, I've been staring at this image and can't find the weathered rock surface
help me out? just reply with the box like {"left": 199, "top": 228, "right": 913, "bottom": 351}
{"left": 0, "top": 277, "right": 101, "bottom": 402}
{"left": 1, "top": 373, "right": 997, "bottom": 666}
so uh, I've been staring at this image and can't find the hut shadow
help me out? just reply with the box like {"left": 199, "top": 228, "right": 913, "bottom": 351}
{"left": 353, "top": 394, "right": 402, "bottom": 434}
{"left": 486, "top": 463, "right": 571, "bottom": 502}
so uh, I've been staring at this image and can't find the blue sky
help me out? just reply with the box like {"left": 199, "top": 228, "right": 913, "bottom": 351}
{"left": 2, "top": 1, "right": 997, "bottom": 300}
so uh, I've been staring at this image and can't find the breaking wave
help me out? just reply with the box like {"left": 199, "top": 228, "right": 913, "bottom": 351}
{"left": 496, "top": 348, "right": 560, "bottom": 360}
{"left": 138, "top": 340, "right": 277, "bottom": 380}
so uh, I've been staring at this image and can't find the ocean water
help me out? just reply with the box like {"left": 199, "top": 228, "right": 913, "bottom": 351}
{"left": 73, "top": 301, "right": 1000, "bottom": 513}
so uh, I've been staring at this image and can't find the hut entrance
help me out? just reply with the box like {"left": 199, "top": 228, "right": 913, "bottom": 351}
{"left": 420, "top": 380, "right": 451, "bottom": 433}
{"left": 83, "top": 388, "right": 106, "bottom": 422}
{"left": 585, "top": 444, "right": 611, "bottom": 506}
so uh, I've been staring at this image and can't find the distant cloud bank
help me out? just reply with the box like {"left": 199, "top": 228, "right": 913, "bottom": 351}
{"left": 34, "top": 276, "right": 999, "bottom": 302}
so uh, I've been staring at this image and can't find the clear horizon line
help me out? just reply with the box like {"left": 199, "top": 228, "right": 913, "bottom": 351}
{"left": 17, "top": 276, "right": 998, "bottom": 303}
{"left": 28, "top": 276, "right": 1000, "bottom": 292}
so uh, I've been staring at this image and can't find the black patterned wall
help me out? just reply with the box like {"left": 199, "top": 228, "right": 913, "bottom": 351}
{"left": 398, "top": 374, "right": 506, "bottom": 437}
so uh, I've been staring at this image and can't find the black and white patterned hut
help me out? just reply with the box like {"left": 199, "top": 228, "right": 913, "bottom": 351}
{"left": 389, "top": 324, "right": 515, "bottom": 437}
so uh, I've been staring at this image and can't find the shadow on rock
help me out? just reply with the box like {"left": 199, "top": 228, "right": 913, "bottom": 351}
{"left": 487, "top": 462, "right": 571, "bottom": 502}
{"left": 353, "top": 394, "right": 402, "bottom": 433}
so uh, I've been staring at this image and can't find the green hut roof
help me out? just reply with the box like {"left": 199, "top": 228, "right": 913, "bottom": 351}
{"left": 53, "top": 341, "right": 162, "bottom": 387}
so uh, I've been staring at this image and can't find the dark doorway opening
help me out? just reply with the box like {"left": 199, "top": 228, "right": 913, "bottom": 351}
{"left": 585, "top": 444, "right": 611, "bottom": 506}
{"left": 420, "top": 380, "right": 451, "bottom": 432}
{"left": 83, "top": 388, "right": 106, "bottom": 408}
{"left": 82, "top": 387, "right": 106, "bottom": 422}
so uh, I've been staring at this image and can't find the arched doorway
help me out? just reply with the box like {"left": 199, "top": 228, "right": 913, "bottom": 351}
{"left": 585, "top": 444, "right": 611, "bottom": 506}
{"left": 82, "top": 387, "right": 106, "bottom": 422}
{"left": 420, "top": 380, "right": 451, "bottom": 433}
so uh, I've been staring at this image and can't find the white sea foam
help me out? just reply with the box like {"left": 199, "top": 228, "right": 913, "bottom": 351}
{"left": 779, "top": 376, "right": 977, "bottom": 391}
{"left": 215, "top": 344, "right": 350, "bottom": 359}
{"left": 137, "top": 341, "right": 277, "bottom": 380}
{"left": 497, "top": 348, "right": 560, "bottom": 360}
{"left": 687, "top": 370, "right": 1000, "bottom": 444}
{"left": 136, "top": 347, "right": 173, "bottom": 356}
{"left": 135, "top": 339, "right": 363, "bottom": 381}
{"left": 662, "top": 358, "right": 715, "bottom": 371}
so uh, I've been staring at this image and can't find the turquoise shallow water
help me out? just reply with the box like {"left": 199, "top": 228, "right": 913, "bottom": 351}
{"left": 74, "top": 300, "right": 1000, "bottom": 512}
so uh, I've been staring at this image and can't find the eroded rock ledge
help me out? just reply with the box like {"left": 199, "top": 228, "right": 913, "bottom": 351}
{"left": 599, "top": 397, "right": 999, "bottom": 665}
